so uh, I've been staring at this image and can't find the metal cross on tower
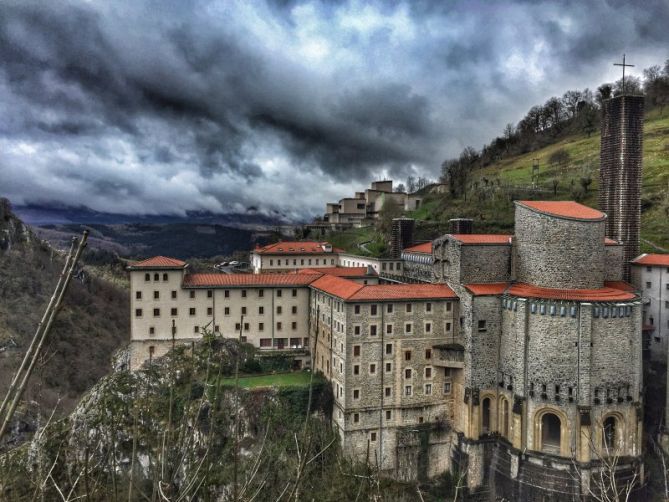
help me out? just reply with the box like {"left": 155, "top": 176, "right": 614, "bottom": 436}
{"left": 614, "top": 54, "right": 635, "bottom": 94}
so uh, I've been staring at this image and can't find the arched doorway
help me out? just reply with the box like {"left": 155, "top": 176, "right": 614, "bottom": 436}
{"left": 602, "top": 416, "right": 616, "bottom": 452}
{"left": 541, "top": 413, "right": 561, "bottom": 454}
{"left": 481, "top": 398, "right": 491, "bottom": 434}
{"left": 500, "top": 398, "right": 509, "bottom": 438}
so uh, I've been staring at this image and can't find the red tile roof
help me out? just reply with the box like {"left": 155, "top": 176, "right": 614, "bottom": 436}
{"left": 632, "top": 254, "right": 669, "bottom": 267}
{"left": 310, "top": 274, "right": 364, "bottom": 298}
{"left": 349, "top": 284, "right": 457, "bottom": 301}
{"left": 183, "top": 273, "right": 322, "bottom": 287}
{"left": 403, "top": 242, "right": 432, "bottom": 254}
{"left": 507, "top": 282, "right": 635, "bottom": 301}
{"left": 604, "top": 281, "right": 636, "bottom": 292}
{"left": 605, "top": 237, "right": 621, "bottom": 246}
{"left": 128, "top": 256, "right": 187, "bottom": 269}
{"left": 517, "top": 201, "right": 605, "bottom": 221}
{"left": 311, "top": 274, "right": 456, "bottom": 301}
{"left": 253, "top": 241, "right": 342, "bottom": 255}
{"left": 450, "top": 234, "right": 512, "bottom": 245}
{"left": 298, "top": 267, "right": 376, "bottom": 277}
{"left": 465, "top": 283, "right": 511, "bottom": 296}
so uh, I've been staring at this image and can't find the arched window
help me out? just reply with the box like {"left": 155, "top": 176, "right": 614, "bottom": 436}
{"left": 482, "top": 398, "right": 491, "bottom": 434}
{"left": 603, "top": 416, "right": 616, "bottom": 451}
{"left": 500, "top": 398, "right": 509, "bottom": 438}
{"left": 541, "top": 413, "right": 561, "bottom": 454}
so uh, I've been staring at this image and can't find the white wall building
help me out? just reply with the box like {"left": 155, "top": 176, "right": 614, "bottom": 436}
{"left": 631, "top": 253, "right": 669, "bottom": 360}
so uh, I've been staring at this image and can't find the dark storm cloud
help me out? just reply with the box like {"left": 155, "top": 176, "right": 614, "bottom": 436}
{"left": 0, "top": 0, "right": 667, "bottom": 218}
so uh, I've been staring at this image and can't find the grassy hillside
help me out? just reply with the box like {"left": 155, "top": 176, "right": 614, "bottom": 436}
{"left": 408, "top": 108, "right": 669, "bottom": 251}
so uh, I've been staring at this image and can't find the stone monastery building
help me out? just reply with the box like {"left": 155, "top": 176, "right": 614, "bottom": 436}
{"left": 128, "top": 200, "right": 643, "bottom": 500}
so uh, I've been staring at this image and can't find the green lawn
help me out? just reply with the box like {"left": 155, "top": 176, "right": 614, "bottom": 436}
{"left": 219, "top": 371, "right": 318, "bottom": 388}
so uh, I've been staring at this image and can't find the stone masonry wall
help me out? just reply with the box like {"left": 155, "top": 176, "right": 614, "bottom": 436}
{"left": 514, "top": 204, "right": 605, "bottom": 289}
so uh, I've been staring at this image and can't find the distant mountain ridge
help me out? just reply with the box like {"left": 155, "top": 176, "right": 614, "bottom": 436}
{"left": 14, "top": 203, "right": 290, "bottom": 229}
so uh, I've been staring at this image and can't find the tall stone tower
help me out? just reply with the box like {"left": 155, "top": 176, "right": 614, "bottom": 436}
{"left": 390, "top": 217, "right": 414, "bottom": 258}
{"left": 599, "top": 94, "right": 644, "bottom": 280}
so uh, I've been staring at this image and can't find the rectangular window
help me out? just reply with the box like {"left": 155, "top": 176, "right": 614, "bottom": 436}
{"left": 189, "top": 308, "right": 196, "bottom": 316}
{"left": 386, "top": 410, "right": 392, "bottom": 420}
{"left": 354, "top": 305, "right": 360, "bottom": 314}
{"left": 405, "top": 350, "right": 411, "bottom": 361}
{"left": 370, "top": 432, "right": 377, "bottom": 442}
{"left": 154, "top": 291, "right": 160, "bottom": 299}
{"left": 260, "top": 338, "right": 271, "bottom": 347}
{"left": 292, "top": 306, "right": 297, "bottom": 314}
{"left": 646, "top": 282, "right": 652, "bottom": 289}
{"left": 207, "top": 307, "right": 213, "bottom": 316}
{"left": 144, "top": 273, "right": 150, "bottom": 282}
{"left": 443, "top": 382, "right": 452, "bottom": 395}
{"left": 405, "top": 323, "right": 412, "bottom": 334}
{"left": 170, "top": 308, "right": 177, "bottom": 316}
{"left": 171, "top": 290, "right": 177, "bottom": 299}
{"left": 277, "top": 306, "right": 282, "bottom": 314}
{"left": 405, "top": 368, "right": 412, "bottom": 379}
{"left": 135, "top": 291, "right": 142, "bottom": 300}
{"left": 241, "top": 290, "right": 247, "bottom": 298}
{"left": 277, "top": 289, "right": 282, "bottom": 297}
{"left": 425, "top": 349, "right": 432, "bottom": 359}
{"left": 385, "top": 387, "right": 391, "bottom": 397}
{"left": 224, "top": 307, "right": 230, "bottom": 315}
{"left": 385, "top": 343, "right": 392, "bottom": 355}
{"left": 425, "top": 384, "right": 432, "bottom": 395}
{"left": 242, "top": 306, "right": 247, "bottom": 315}
{"left": 478, "top": 320, "right": 487, "bottom": 332}
{"left": 406, "top": 303, "right": 412, "bottom": 313}
{"left": 386, "top": 324, "right": 393, "bottom": 334}
{"left": 194, "top": 326, "right": 199, "bottom": 333}
{"left": 446, "top": 302, "right": 452, "bottom": 312}
{"left": 224, "top": 290, "right": 230, "bottom": 298}
{"left": 353, "top": 413, "right": 359, "bottom": 423}
{"left": 259, "top": 289, "right": 264, "bottom": 297}
{"left": 405, "top": 385, "right": 412, "bottom": 396}
{"left": 207, "top": 290, "right": 213, "bottom": 298}
{"left": 354, "top": 325, "right": 361, "bottom": 336}
{"left": 370, "top": 325, "right": 377, "bottom": 336}
{"left": 353, "top": 345, "right": 361, "bottom": 357}
{"left": 258, "top": 306, "right": 264, "bottom": 315}
{"left": 446, "top": 322, "right": 452, "bottom": 332}
{"left": 153, "top": 308, "right": 160, "bottom": 317}
{"left": 214, "top": 325, "right": 220, "bottom": 333}
{"left": 387, "top": 304, "right": 393, "bottom": 313}
{"left": 371, "top": 305, "right": 378, "bottom": 316}
{"left": 259, "top": 322, "right": 264, "bottom": 331}
{"left": 135, "top": 308, "right": 143, "bottom": 317}
{"left": 353, "top": 364, "right": 360, "bottom": 375}
{"left": 369, "top": 363, "right": 376, "bottom": 374}
{"left": 163, "top": 273, "right": 168, "bottom": 281}
{"left": 244, "top": 323, "right": 249, "bottom": 331}
{"left": 292, "top": 321, "right": 297, "bottom": 330}
{"left": 425, "top": 322, "right": 432, "bottom": 333}
{"left": 235, "top": 323, "right": 241, "bottom": 330}
{"left": 277, "top": 322, "right": 282, "bottom": 331}
{"left": 426, "top": 302, "right": 432, "bottom": 312}
{"left": 425, "top": 367, "right": 432, "bottom": 378}
{"left": 292, "top": 289, "right": 297, "bottom": 297}
{"left": 385, "top": 362, "right": 392, "bottom": 373}
{"left": 353, "top": 389, "right": 360, "bottom": 400}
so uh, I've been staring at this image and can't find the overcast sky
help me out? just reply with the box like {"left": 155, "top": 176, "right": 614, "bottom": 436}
{"left": 1, "top": 0, "right": 667, "bottom": 220}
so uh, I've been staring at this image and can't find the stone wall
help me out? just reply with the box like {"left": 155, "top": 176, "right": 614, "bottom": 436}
{"left": 605, "top": 244, "right": 625, "bottom": 281}
{"left": 432, "top": 236, "right": 511, "bottom": 285}
{"left": 513, "top": 204, "right": 605, "bottom": 289}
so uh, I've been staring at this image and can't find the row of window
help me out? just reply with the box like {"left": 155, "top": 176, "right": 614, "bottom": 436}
{"left": 137, "top": 288, "right": 300, "bottom": 300}
{"left": 352, "top": 346, "right": 432, "bottom": 361}
{"left": 146, "top": 321, "right": 301, "bottom": 335}
{"left": 645, "top": 280, "right": 669, "bottom": 289}
{"left": 136, "top": 304, "right": 300, "bottom": 318}
{"left": 351, "top": 363, "right": 434, "bottom": 380}
{"left": 268, "top": 258, "right": 336, "bottom": 266}
{"left": 144, "top": 272, "right": 170, "bottom": 282}
{"left": 351, "top": 321, "right": 451, "bottom": 336}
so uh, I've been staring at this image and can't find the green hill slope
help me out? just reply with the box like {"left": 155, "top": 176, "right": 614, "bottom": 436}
{"left": 408, "top": 108, "right": 669, "bottom": 251}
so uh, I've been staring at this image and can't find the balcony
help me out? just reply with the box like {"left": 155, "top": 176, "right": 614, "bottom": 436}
{"left": 432, "top": 342, "right": 464, "bottom": 368}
